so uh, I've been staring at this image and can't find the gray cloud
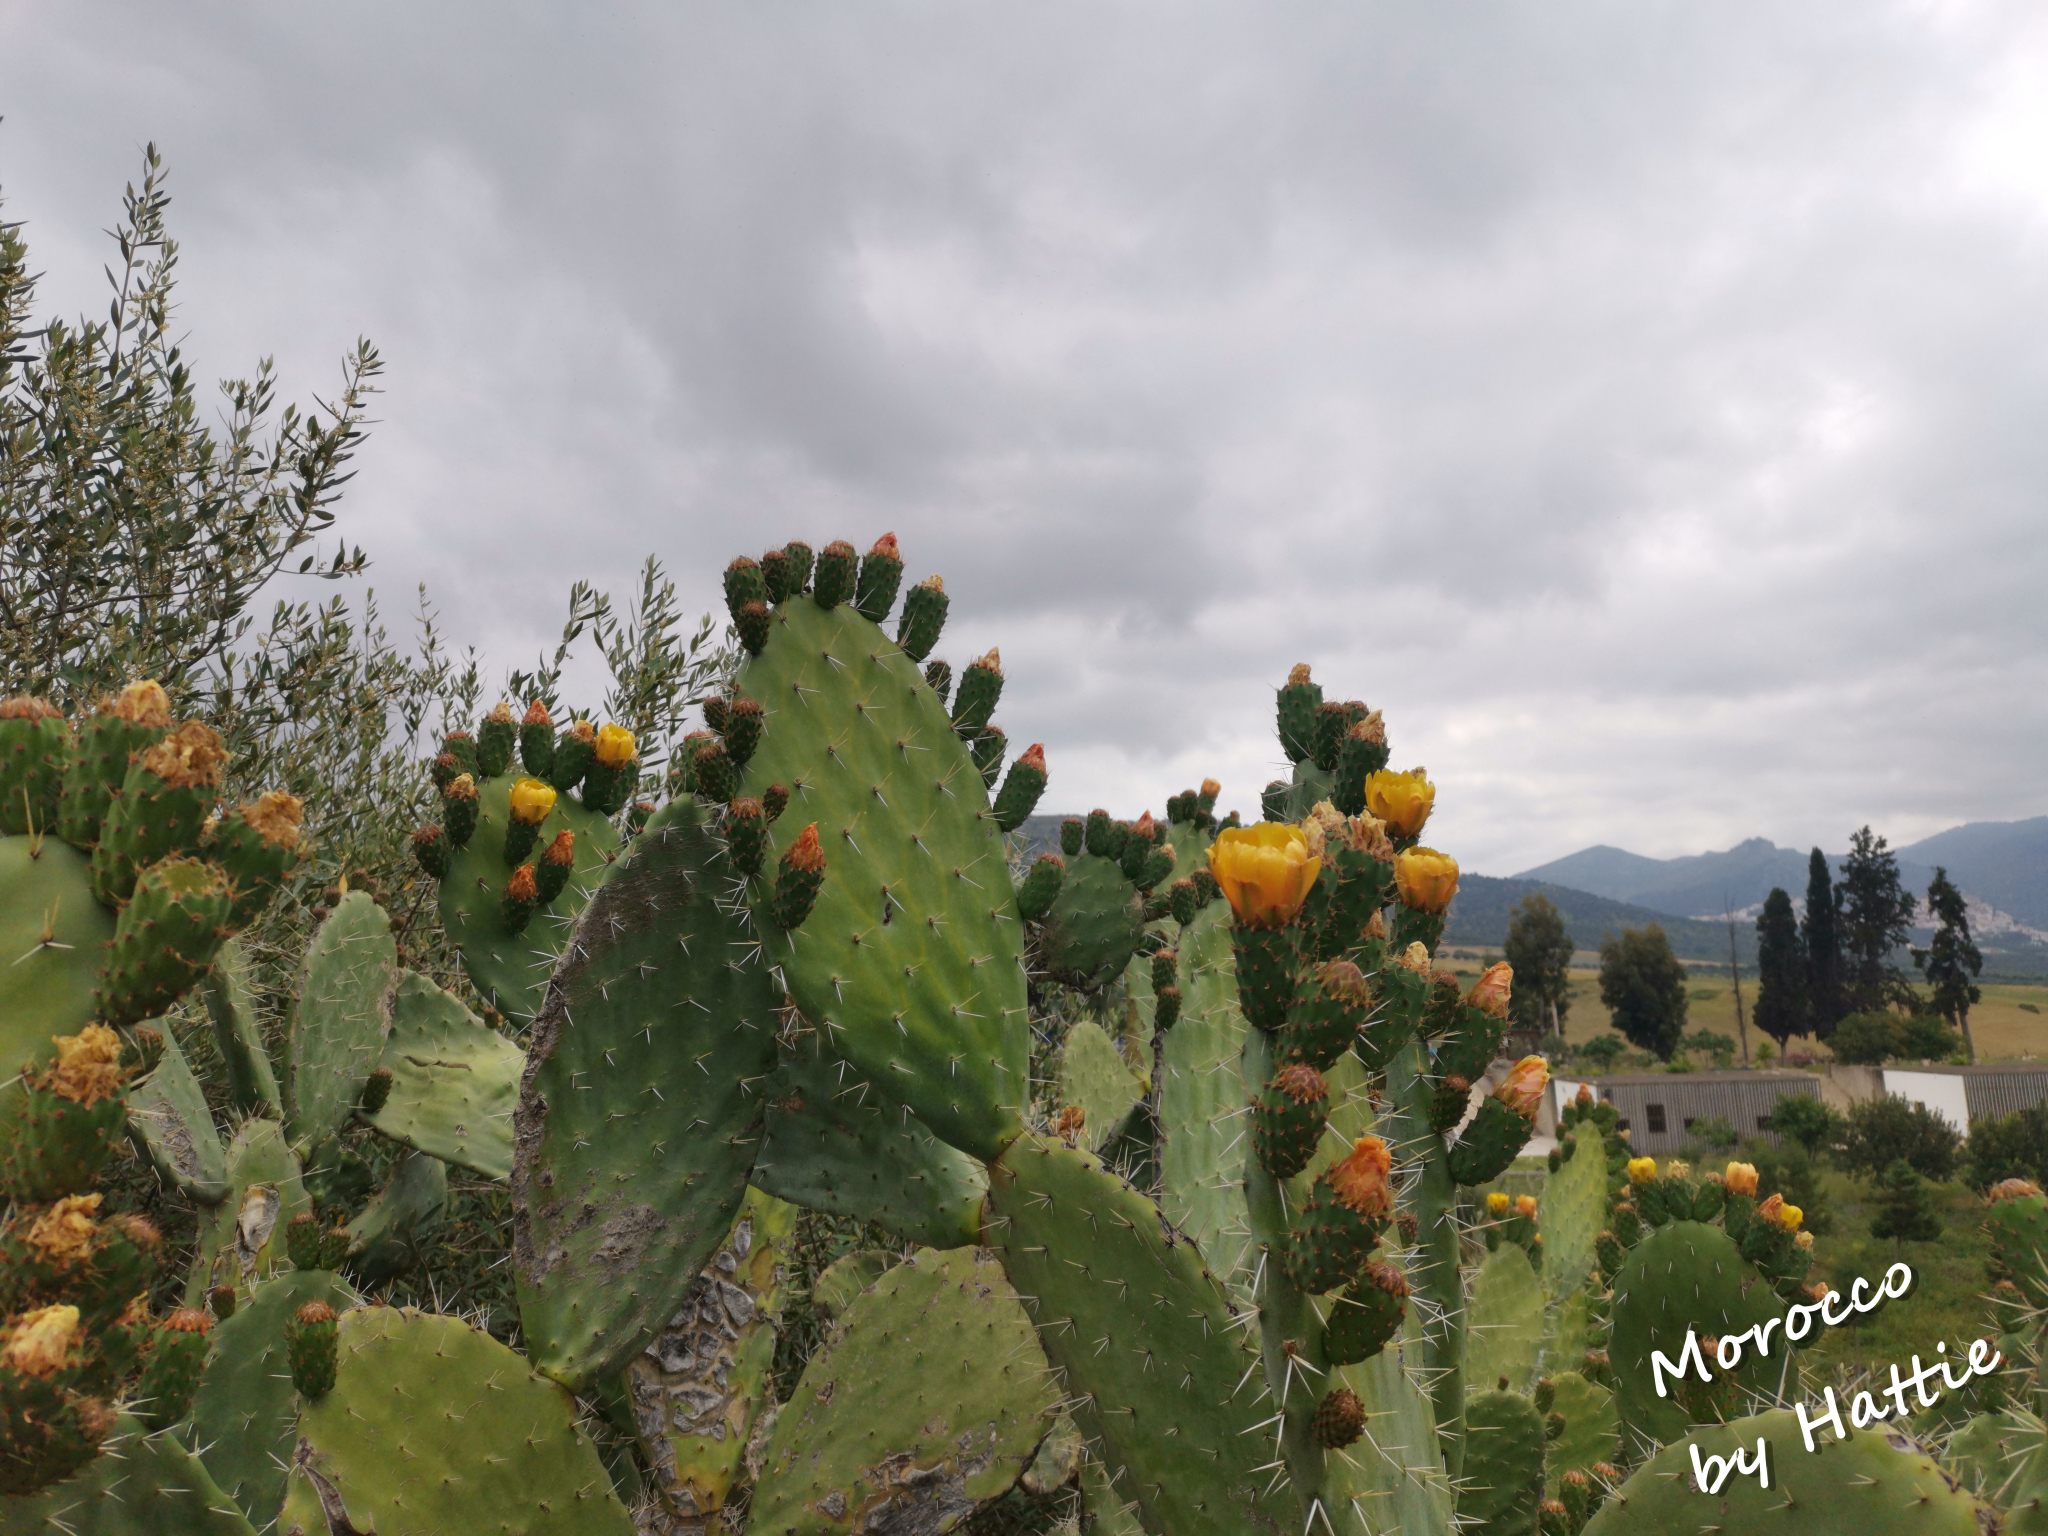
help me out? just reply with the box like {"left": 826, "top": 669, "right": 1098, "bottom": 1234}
{"left": 3, "top": 0, "right": 2044, "bottom": 872}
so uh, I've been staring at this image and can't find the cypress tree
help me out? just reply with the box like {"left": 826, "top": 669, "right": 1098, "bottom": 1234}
{"left": 1753, "top": 887, "right": 1808, "bottom": 1046}
{"left": 1868, "top": 1157, "right": 1943, "bottom": 1256}
{"left": 1840, "top": 826, "right": 1918, "bottom": 1016}
{"left": 1802, "top": 848, "right": 1843, "bottom": 1037}
{"left": 1914, "top": 866, "right": 1983, "bottom": 1063}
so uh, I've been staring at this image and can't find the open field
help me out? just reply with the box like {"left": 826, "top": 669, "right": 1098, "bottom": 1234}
{"left": 1436, "top": 948, "right": 2048, "bottom": 1063}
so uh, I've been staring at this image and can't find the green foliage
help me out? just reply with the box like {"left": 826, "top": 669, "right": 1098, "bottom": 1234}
{"left": 1768, "top": 1092, "right": 1841, "bottom": 1157}
{"left": 1574, "top": 1034, "right": 1625, "bottom": 1074}
{"left": 1869, "top": 1157, "right": 1944, "bottom": 1247}
{"left": 1680, "top": 1113, "right": 1738, "bottom": 1152}
{"left": 1503, "top": 893, "right": 1574, "bottom": 1035}
{"left": 1966, "top": 1106, "right": 2048, "bottom": 1191}
{"left": 1804, "top": 848, "right": 1846, "bottom": 1034}
{"left": 1839, "top": 825, "right": 1919, "bottom": 1016}
{"left": 1914, "top": 866, "right": 1983, "bottom": 1056}
{"left": 1596, "top": 926, "right": 1688, "bottom": 1061}
{"left": 1753, "top": 886, "right": 1808, "bottom": 1044}
{"left": 1840, "top": 1094, "right": 1962, "bottom": 1182}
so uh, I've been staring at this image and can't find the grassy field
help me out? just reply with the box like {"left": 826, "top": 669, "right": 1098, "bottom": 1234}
{"left": 1436, "top": 949, "right": 2048, "bottom": 1064}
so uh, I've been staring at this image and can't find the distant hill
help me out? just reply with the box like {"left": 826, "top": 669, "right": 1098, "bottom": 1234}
{"left": 1898, "top": 817, "right": 2048, "bottom": 930}
{"left": 1443, "top": 875, "right": 1749, "bottom": 965}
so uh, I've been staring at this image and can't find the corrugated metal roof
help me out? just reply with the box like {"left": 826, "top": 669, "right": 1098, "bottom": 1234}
{"left": 1587, "top": 1071, "right": 1824, "bottom": 1155}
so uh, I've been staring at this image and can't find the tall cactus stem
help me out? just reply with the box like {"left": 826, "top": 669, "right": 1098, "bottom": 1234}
{"left": 1385, "top": 1035, "right": 1467, "bottom": 1481}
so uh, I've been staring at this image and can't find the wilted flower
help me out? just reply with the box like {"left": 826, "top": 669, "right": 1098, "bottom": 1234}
{"left": 1299, "top": 801, "right": 1347, "bottom": 860}
{"left": 1328, "top": 1135, "right": 1394, "bottom": 1219}
{"left": 1496, "top": 1056, "right": 1548, "bottom": 1120}
{"left": 1365, "top": 768, "right": 1435, "bottom": 838}
{"left": 242, "top": 790, "right": 304, "bottom": 849}
{"left": 1723, "top": 1162, "right": 1759, "bottom": 1197}
{"left": 109, "top": 679, "right": 172, "bottom": 727}
{"left": 45, "top": 1025, "right": 124, "bottom": 1107}
{"left": 1794, "top": 1230, "right": 1814, "bottom": 1250}
{"left": 1989, "top": 1178, "right": 2043, "bottom": 1204}
{"left": 1756, "top": 1193, "right": 1785, "bottom": 1227}
{"left": 1626, "top": 1156, "right": 1658, "bottom": 1185}
{"left": 1394, "top": 847, "right": 1459, "bottom": 913}
{"left": 1208, "top": 824, "right": 1321, "bottom": 929}
{"left": 508, "top": 778, "right": 558, "bottom": 827}
{"left": 27, "top": 1195, "right": 102, "bottom": 1263}
{"left": 4, "top": 1304, "right": 80, "bottom": 1378}
{"left": 1468, "top": 963, "right": 1513, "bottom": 1019}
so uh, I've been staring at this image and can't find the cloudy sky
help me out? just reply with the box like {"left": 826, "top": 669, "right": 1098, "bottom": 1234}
{"left": 4, "top": 2, "right": 2045, "bottom": 875}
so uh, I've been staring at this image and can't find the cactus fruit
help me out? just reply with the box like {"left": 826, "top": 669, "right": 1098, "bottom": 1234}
{"left": 1254, "top": 1063, "right": 1330, "bottom": 1179}
{"left": 1014, "top": 852, "right": 1064, "bottom": 921}
{"left": 1280, "top": 957, "right": 1373, "bottom": 1071}
{"left": 549, "top": 717, "right": 599, "bottom": 792}
{"left": 1324, "top": 1261, "right": 1409, "bottom": 1366}
{"left": 1985, "top": 1186, "right": 2048, "bottom": 1306}
{"left": 728, "top": 587, "right": 1028, "bottom": 1164}
{"left": 1459, "top": 1389, "right": 1548, "bottom": 1536}
{"left": 726, "top": 794, "right": 769, "bottom": 875}
{"left": 813, "top": 538, "right": 857, "bottom": 608}
{"left": 896, "top": 571, "right": 948, "bottom": 660}
{"left": 205, "top": 789, "right": 305, "bottom": 925}
{"left": 0, "top": 695, "right": 68, "bottom": 837}
{"left": 992, "top": 741, "right": 1048, "bottom": 832}
{"left": 985, "top": 1135, "right": 1290, "bottom": 1534}
{"left": 441, "top": 770, "right": 479, "bottom": 845}
{"left": 752, "top": 1034, "right": 988, "bottom": 1250}
{"left": 131, "top": 1307, "right": 210, "bottom": 1430}
{"left": 519, "top": 698, "right": 557, "bottom": 778}
{"left": 1312, "top": 1387, "right": 1367, "bottom": 1448}
{"left": 511, "top": 801, "right": 781, "bottom": 1391}
{"left": 628, "top": 1191, "right": 796, "bottom": 1526}
{"left": 1284, "top": 1135, "right": 1394, "bottom": 1293}
{"left": 750, "top": 1245, "right": 1061, "bottom": 1534}
{"left": 1277, "top": 664, "right": 1323, "bottom": 764}
{"left": 90, "top": 719, "right": 228, "bottom": 903}
{"left": 278, "top": 1306, "right": 634, "bottom": 1535}
{"left": 55, "top": 680, "right": 173, "bottom": 852}
{"left": 359, "top": 972, "right": 521, "bottom": 1180}
{"left": 286, "top": 1299, "right": 338, "bottom": 1396}
{"left": 93, "top": 856, "right": 233, "bottom": 1029}
{"left": 853, "top": 531, "right": 904, "bottom": 622}
{"left": 949, "top": 646, "right": 1003, "bottom": 737}
{"left": 0, "top": 1025, "right": 130, "bottom": 1203}
{"left": 1580, "top": 1408, "right": 1994, "bottom": 1536}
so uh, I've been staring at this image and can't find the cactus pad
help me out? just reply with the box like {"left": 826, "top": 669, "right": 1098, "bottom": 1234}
{"left": 1580, "top": 1408, "right": 1993, "bottom": 1536}
{"left": 984, "top": 1134, "right": 1289, "bottom": 1534}
{"left": 511, "top": 801, "right": 778, "bottom": 1391}
{"left": 1037, "top": 852, "right": 1145, "bottom": 988}
{"left": 749, "top": 1245, "right": 1060, "bottom": 1535}
{"left": 1459, "top": 1389, "right": 1548, "bottom": 1536}
{"left": 188, "top": 1267, "right": 354, "bottom": 1520}
{"left": 184, "top": 1118, "right": 311, "bottom": 1306}
{"left": 278, "top": 1305, "right": 633, "bottom": 1536}
{"left": 202, "top": 939, "right": 282, "bottom": 1117}
{"left": 127, "top": 1026, "right": 229, "bottom": 1204}
{"left": 752, "top": 1034, "right": 988, "bottom": 1250}
{"left": 343, "top": 1148, "right": 447, "bottom": 1284}
{"left": 732, "top": 592, "right": 1031, "bottom": 1163}
{"left": 6, "top": 1413, "right": 259, "bottom": 1534}
{"left": 284, "top": 890, "right": 396, "bottom": 1153}
{"left": 436, "top": 771, "right": 620, "bottom": 1025}
{"left": 1056, "top": 1018, "right": 1149, "bottom": 1155}
{"left": 1466, "top": 1242, "right": 1546, "bottom": 1394}
{"left": 0, "top": 835, "right": 115, "bottom": 1072}
{"left": 1543, "top": 1370, "right": 1620, "bottom": 1487}
{"left": 362, "top": 971, "right": 522, "bottom": 1180}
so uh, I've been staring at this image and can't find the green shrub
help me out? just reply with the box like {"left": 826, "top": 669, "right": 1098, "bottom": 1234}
{"left": 1964, "top": 1106, "right": 2048, "bottom": 1192}
{"left": 1766, "top": 1093, "right": 1842, "bottom": 1158}
{"left": 1827, "top": 1012, "right": 1896, "bottom": 1064}
{"left": 1839, "top": 1094, "right": 1961, "bottom": 1182}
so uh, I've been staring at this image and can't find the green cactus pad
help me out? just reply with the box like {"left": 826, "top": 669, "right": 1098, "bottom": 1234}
{"left": 127, "top": 1024, "right": 230, "bottom": 1204}
{"left": 6, "top": 1413, "right": 259, "bottom": 1534}
{"left": 984, "top": 1134, "right": 1289, "bottom": 1534}
{"left": 184, "top": 1117, "right": 311, "bottom": 1306}
{"left": 1459, "top": 1389, "right": 1548, "bottom": 1536}
{"left": 1158, "top": 898, "right": 1256, "bottom": 1291}
{"left": 1543, "top": 1370, "right": 1620, "bottom": 1488}
{"left": 511, "top": 800, "right": 778, "bottom": 1392}
{"left": 1467, "top": 1243, "right": 1546, "bottom": 1394}
{"left": 750, "top": 1245, "right": 1061, "bottom": 1535}
{"left": 344, "top": 1147, "right": 447, "bottom": 1284}
{"left": 1537, "top": 1122, "right": 1612, "bottom": 1303}
{"left": 202, "top": 938, "right": 282, "bottom": 1117}
{"left": 1986, "top": 1192, "right": 2048, "bottom": 1306}
{"left": 1608, "top": 1220, "right": 1787, "bottom": 1445}
{"left": 627, "top": 1190, "right": 797, "bottom": 1526}
{"left": 1057, "top": 1018, "right": 1149, "bottom": 1154}
{"left": 278, "top": 1305, "right": 634, "bottom": 1536}
{"left": 1079, "top": 1452, "right": 1147, "bottom": 1536}
{"left": 0, "top": 835, "right": 113, "bottom": 1073}
{"left": 284, "top": 890, "right": 396, "bottom": 1153}
{"left": 361, "top": 971, "right": 522, "bottom": 1180}
{"left": 810, "top": 1248, "right": 900, "bottom": 1324}
{"left": 436, "top": 770, "right": 620, "bottom": 1025}
{"left": 187, "top": 1267, "right": 355, "bottom": 1520}
{"left": 94, "top": 855, "right": 233, "bottom": 1029}
{"left": 1580, "top": 1407, "right": 1993, "bottom": 1536}
{"left": 752, "top": 1034, "right": 988, "bottom": 1250}
{"left": 731, "top": 593, "right": 1031, "bottom": 1164}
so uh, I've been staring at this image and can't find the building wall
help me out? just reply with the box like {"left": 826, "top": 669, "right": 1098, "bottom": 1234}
{"left": 1590, "top": 1076, "right": 1822, "bottom": 1156}
{"left": 1880, "top": 1071, "right": 1973, "bottom": 1134}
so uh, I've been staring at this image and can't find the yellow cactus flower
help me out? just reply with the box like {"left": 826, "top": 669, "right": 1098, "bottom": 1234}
{"left": 1487, "top": 1191, "right": 1511, "bottom": 1217}
{"left": 1496, "top": 1056, "right": 1549, "bottom": 1119}
{"left": 595, "top": 723, "right": 637, "bottom": 768}
{"left": 1723, "top": 1161, "right": 1759, "bottom": 1197}
{"left": 1663, "top": 1157, "right": 1690, "bottom": 1177}
{"left": 1776, "top": 1203, "right": 1803, "bottom": 1232}
{"left": 4, "top": 1304, "right": 80, "bottom": 1378}
{"left": 508, "top": 778, "right": 558, "bottom": 827}
{"left": 1328, "top": 1135, "right": 1394, "bottom": 1219}
{"left": 1208, "top": 823, "right": 1321, "bottom": 930}
{"left": 1626, "top": 1156, "right": 1658, "bottom": 1185}
{"left": 1468, "top": 962, "right": 1513, "bottom": 1019}
{"left": 1395, "top": 939, "right": 1431, "bottom": 973}
{"left": 1514, "top": 1194, "right": 1538, "bottom": 1220}
{"left": 242, "top": 790, "right": 305, "bottom": 849}
{"left": 1395, "top": 847, "right": 1460, "bottom": 914}
{"left": 44, "top": 1025, "right": 125, "bottom": 1107}
{"left": 1365, "top": 767, "right": 1435, "bottom": 839}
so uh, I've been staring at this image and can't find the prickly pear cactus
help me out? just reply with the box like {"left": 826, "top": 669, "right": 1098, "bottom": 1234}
{"left": 728, "top": 582, "right": 1031, "bottom": 1165}
{"left": 1055, "top": 1018, "right": 1149, "bottom": 1154}
{"left": 1038, "top": 851, "right": 1145, "bottom": 988}
{"left": 6, "top": 1414, "right": 260, "bottom": 1535}
{"left": 1459, "top": 1389, "right": 1548, "bottom": 1536}
{"left": 283, "top": 890, "right": 396, "bottom": 1155}
{"left": 0, "top": 835, "right": 113, "bottom": 1071}
{"left": 185, "top": 1119, "right": 312, "bottom": 1306}
{"left": 1466, "top": 1243, "right": 1546, "bottom": 1393}
{"left": 279, "top": 1305, "right": 635, "bottom": 1535}
{"left": 361, "top": 971, "right": 522, "bottom": 1180}
{"left": 749, "top": 1245, "right": 1061, "bottom": 1534}
{"left": 1581, "top": 1408, "right": 1993, "bottom": 1535}
{"left": 1986, "top": 1186, "right": 2048, "bottom": 1307}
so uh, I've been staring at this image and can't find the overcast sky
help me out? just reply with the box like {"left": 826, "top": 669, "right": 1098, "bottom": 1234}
{"left": 4, "top": 3, "right": 2045, "bottom": 875}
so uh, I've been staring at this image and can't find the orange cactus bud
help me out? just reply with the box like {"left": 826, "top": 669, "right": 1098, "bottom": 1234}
{"left": 505, "top": 865, "right": 538, "bottom": 902}
{"left": 1756, "top": 1193, "right": 1785, "bottom": 1227}
{"left": 1514, "top": 1194, "right": 1538, "bottom": 1220}
{"left": 871, "top": 531, "right": 900, "bottom": 559}
{"left": 1201, "top": 777, "right": 1221, "bottom": 799}
{"left": 1468, "top": 962, "right": 1513, "bottom": 1019}
{"left": 1328, "top": 1135, "right": 1394, "bottom": 1219}
{"left": 523, "top": 699, "right": 552, "bottom": 727}
{"left": 1017, "top": 742, "right": 1046, "bottom": 772}
{"left": 1496, "top": 1056, "right": 1549, "bottom": 1120}
{"left": 785, "top": 823, "right": 826, "bottom": 874}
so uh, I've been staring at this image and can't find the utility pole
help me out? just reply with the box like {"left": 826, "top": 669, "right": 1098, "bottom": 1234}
{"left": 1727, "top": 905, "right": 1751, "bottom": 1066}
